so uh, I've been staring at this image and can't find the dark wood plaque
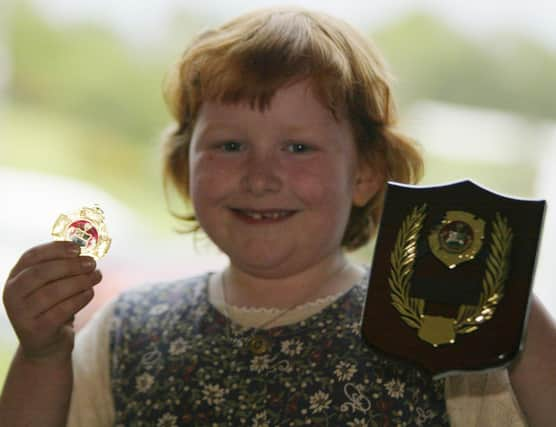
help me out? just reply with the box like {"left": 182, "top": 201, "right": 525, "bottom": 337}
{"left": 361, "top": 180, "right": 546, "bottom": 378}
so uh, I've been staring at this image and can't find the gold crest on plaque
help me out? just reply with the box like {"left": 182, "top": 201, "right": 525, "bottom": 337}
{"left": 51, "top": 205, "right": 111, "bottom": 260}
{"left": 388, "top": 205, "right": 513, "bottom": 347}
{"left": 428, "top": 211, "right": 486, "bottom": 269}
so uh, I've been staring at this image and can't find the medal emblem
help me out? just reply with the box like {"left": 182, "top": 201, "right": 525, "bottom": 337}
{"left": 428, "top": 211, "right": 486, "bottom": 269}
{"left": 51, "top": 205, "right": 111, "bottom": 260}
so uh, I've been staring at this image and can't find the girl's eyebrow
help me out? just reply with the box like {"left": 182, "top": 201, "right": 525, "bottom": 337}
{"left": 195, "top": 122, "right": 241, "bottom": 138}
{"left": 195, "top": 117, "right": 340, "bottom": 138}
{"left": 284, "top": 122, "right": 332, "bottom": 133}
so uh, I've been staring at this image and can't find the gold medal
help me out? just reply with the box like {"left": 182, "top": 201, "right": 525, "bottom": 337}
{"left": 51, "top": 205, "right": 111, "bottom": 260}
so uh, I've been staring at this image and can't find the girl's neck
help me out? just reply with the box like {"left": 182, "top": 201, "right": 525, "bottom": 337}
{"left": 221, "top": 252, "right": 365, "bottom": 309}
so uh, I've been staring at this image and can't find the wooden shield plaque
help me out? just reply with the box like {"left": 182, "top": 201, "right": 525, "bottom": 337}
{"left": 361, "top": 180, "right": 546, "bottom": 378}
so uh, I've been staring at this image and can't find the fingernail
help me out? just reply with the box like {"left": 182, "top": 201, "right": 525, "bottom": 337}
{"left": 81, "top": 257, "right": 95, "bottom": 269}
{"left": 68, "top": 245, "right": 81, "bottom": 256}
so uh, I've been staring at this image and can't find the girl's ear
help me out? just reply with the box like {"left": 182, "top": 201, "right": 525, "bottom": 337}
{"left": 352, "top": 159, "right": 383, "bottom": 207}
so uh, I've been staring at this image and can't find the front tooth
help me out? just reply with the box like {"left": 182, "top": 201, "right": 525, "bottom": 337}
{"left": 264, "top": 212, "right": 281, "bottom": 220}
{"left": 243, "top": 210, "right": 289, "bottom": 220}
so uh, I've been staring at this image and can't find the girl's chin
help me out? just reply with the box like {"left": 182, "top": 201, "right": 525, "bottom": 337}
{"left": 226, "top": 253, "right": 305, "bottom": 278}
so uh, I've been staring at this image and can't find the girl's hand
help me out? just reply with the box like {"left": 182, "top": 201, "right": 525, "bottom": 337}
{"left": 509, "top": 295, "right": 556, "bottom": 427}
{"left": 2, "top": 241, "right": 102, "bottom": 362}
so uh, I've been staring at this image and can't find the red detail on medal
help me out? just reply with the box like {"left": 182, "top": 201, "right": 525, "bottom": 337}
{"left": 67, "top": 220, "right": 99, "bottom": 248}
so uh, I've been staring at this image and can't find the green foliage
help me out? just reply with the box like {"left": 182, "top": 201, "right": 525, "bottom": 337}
{"left": 373, "top": 13, "right": 556, "bottom": 120}
{"left": 421, "top": 154, "right": 536, "bottom": 197}
{"left": 2, "top": 103, "right": 169, "bottom": 227}
{"left": 9, "top": 2, "right": 171, "bottom": 145}
{"left": 2, "top": 4, "right": 552, "bottom": 230}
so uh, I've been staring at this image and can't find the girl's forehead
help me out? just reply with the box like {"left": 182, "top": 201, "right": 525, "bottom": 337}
{"left": 195, "top": 103, "right": 347, "bottom": 138}
{"left": 197, "top": 79, "right": 345, "bottom": 128}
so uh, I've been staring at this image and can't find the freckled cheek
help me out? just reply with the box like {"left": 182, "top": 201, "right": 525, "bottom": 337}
{"left": 287, "top": 165, "right": 349, "bottom": 208}
{"left": 189, "top": 156, "right": 234, "bottom": 203}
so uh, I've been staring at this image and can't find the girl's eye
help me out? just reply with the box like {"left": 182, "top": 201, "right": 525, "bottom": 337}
{"left": 287, "top": 143, "right": 312, "bottom": 153}
{"left": 220, "top": 141, "right": 242, "bottom": 152}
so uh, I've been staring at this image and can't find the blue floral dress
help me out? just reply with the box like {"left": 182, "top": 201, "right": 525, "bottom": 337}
{"left": 109, "top": 274, "right": 449, "bottom": 426}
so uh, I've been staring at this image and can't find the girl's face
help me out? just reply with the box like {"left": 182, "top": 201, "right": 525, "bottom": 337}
{"left": 189, "top": 79, "right": 378, "bottom": 279}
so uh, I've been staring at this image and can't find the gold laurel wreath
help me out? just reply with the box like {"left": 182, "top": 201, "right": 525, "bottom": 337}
{"left": 388, "top": 204, "right": 427, "bottom": 329}
{"left": 455, "top": 213, "right": 513, "bottom": 333}
{"left": 388, "top": 208, "right": 513, "bottom": 335}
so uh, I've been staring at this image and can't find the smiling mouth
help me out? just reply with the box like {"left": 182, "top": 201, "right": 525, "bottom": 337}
{"left": 230, "top": 208, "right": 297, "bottom": 223}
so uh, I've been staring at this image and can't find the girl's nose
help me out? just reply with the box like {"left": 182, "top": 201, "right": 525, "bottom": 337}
{"left": 240, "top": 151, "right": 282, "bottom": 196}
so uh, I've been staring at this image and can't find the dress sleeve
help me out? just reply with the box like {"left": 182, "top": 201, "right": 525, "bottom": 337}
{"left": 66, "top": 298, "right": 117, "bottom": 427}
{"left": 445, "top": 369, "right": 528, "bottom": 426}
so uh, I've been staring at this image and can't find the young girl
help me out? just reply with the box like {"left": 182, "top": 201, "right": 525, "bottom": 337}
{"left": 1, "top": 6, "right": 555, "bottom": 426}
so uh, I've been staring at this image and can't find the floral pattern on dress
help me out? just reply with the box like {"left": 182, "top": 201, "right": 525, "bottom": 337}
{"left": 110, "top": 274, "right": 450, "bottom": 426}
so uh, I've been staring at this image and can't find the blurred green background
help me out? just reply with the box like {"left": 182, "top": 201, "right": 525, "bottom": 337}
{"left": 1, "top": 1, "right": 555, "bottom": 386}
